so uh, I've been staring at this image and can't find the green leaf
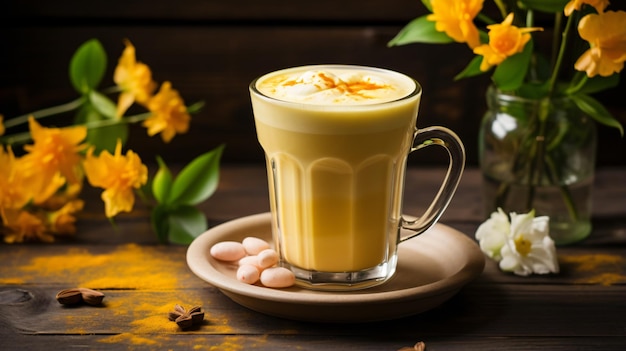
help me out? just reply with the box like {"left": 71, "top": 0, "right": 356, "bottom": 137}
{"left": 168, "top": 144, "right": 225, "bottom": 206}
{"left": 69, "top": 39, "right": 107, "bottom": 94}
{"left": 89, "top": 90, "right": 117, "bottom": 119}
{"left": 571, "top": 93, "right": 624, "bottom": 136}
{"left": 421, "top": 0, "right": 433, "bottom": 12}
{"left": 152, "top": 156, "right": 173, "bottom": 204}
{"left": 568, "top": 73, "right": 620, "bottom": 95}
{"left": 150, "top": 203, "right": 171, "bottom": 244}
{"left": 166, "top": 205, "right": 208, "bottom": 244}
{"left": 186, "top": 101, "right": 205, "bottom": 114}
{"left": 519, "top": 0, "right": 570, "bottom": 13}
{"left": 493, "top": 40, "right": 534, "bottom": 92}
{"left": 388, "top": 16, "right": 454, "bottom": 47}
{"left": 454, "top": 56, "right": 485, "bottom": 80}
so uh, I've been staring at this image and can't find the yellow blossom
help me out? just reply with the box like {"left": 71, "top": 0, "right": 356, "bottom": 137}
{"left": 575, "top": 10, "right": 626, "bottom": 77}
{"left": 114, "top": 39, "right": 157, "bottom": 117}
{"left": 564, "top": 0, "right": 610, "bottom": 16}
{"left": 473, "top": 13, "right": 543, "bottom": 72}
{"left": 2, "top": 210, "right": 52, "bottom": 243}
{"left": 427, "top": 0, "right": 483, "bottom": 49}
{"left": 83, "top": 140, "right": 148, "bottom": 218}
{"left": 21, "top": 116, "right": 87, "bottom": 187}
{"left": 38, "top": 181, "right": 83, "bottom": 211}
{"left": 48, "top": 199, "right": 84, "bottom": 234}
{"left": 143, "top": 81, "right": 191, "bottom": 143}
{"left": 0, "top": 147, "right": 34, "bottom": 218}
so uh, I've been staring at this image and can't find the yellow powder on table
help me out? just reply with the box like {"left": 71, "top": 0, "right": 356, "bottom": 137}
{"left": 11, "top": 243, "right": 187, "bottom": 289}
{"left": 0, "top": 243, "right": 239, "bottom": 347}
{"left": 559, "top": 254, "right": 626, "bottom": 286}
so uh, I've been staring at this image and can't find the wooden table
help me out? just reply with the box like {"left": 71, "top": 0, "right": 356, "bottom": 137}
{"left": 1, "top": 166, "right": 625, "bottom": 350}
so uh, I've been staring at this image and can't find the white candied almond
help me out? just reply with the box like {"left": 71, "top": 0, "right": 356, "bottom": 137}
{"left": 260, "top": 267, "right": 295, "bottom": 288}
{"left": 242, "top": 237, "right": 271, "bottom": 255}
{"left": 210, "top": 241, "right": 246, "bottom": 262}
{"left": 237, "top": 264, "right": 261, "bottom": 284}
{"left": 257, "top": 249, "right": 279, "bottom": 269}
{"left": 238, "top": 255, "right": 261, "bottom": 268}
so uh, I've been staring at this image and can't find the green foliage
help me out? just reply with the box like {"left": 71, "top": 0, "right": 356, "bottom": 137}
{"left": 455, "top": 56, "right": 484, "bottom": 80}
{"left": 493, "top": 40, "right": 534, "bottom": 92}
{"left": 571, "top": 94, "right": 624, "bottom": 136}
{"left": 69, "top": 39, "right": 107, "bottom": 94}
{"left": 388, "top": 16, "right": 454, "bottom": 47}
{"left": 150, "top": 145, "right": 225, "bottom": 244}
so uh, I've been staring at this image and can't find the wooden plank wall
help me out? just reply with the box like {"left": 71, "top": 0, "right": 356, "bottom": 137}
{"left": 1, "top": 0, "right": 625, "bottom": 167}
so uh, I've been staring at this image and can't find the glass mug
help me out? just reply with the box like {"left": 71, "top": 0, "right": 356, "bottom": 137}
{"left": 249, "top": 65, "right": 465, "bottom": 291}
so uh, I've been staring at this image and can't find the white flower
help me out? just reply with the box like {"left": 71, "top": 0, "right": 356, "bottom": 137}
{"left": 475, "top": 208, "right": 559, "bottom": 276}
{"left": 475, "top": 208, "right": 509, "bottom": 260}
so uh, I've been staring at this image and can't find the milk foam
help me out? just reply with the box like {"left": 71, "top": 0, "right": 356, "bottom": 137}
{"left": 256, "top": 67, "right": 416, "bottom": 105}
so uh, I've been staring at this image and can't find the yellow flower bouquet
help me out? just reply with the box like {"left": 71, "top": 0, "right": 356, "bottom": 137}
{"left": 389, "top": 0, "right": 625, "bottom": 244}
{"left": 390, "top": 0, "right": 625, "bottom": 124}
{"left": 0, "top": 39, "right": 223, "bottom": 244}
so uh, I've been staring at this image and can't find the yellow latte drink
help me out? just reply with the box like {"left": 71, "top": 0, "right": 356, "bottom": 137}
{"left": 250, "top": 65, "right": 420, "bottom": 280}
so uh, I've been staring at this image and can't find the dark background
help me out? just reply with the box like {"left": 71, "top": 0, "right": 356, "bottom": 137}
{"left": 1, "top": 0, "right": 624, "bottom": 168}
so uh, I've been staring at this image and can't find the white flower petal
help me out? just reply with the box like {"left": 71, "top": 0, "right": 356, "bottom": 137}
{"left": 475, "top": 208, "right": 510, "bottom": 260}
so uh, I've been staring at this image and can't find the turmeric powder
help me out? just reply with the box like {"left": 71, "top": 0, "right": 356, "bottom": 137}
{"left": 559, "top": 253, "right": 626, "bottom": 286}
{"left": 0, "top": 243, "right": 237, "bottom": 347}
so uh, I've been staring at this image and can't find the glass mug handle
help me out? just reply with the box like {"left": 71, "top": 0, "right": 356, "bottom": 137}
{"left": 400, "top": 126, "right": 466, "bottom": 242}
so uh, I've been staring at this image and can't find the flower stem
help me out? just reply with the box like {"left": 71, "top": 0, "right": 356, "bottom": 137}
{"left": 545, "top": 153, "right": 579, "bottom": 221}
{"left": 2, "top": 97, "right": 85, "bottom": 129}
{"left": 548, "top": 12, "right": 574, "bottom": 97}
{"left": 493, "top": 0, "right": 508, "bottom": 19}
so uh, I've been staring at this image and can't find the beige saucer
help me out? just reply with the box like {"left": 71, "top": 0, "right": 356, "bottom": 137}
{"left": 186, "top": 212, "right": 484, "bottom": 323}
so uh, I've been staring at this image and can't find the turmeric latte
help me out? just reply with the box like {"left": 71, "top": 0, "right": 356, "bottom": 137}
{"left": 251, "top": 65, "right": 420, "bottom": 273}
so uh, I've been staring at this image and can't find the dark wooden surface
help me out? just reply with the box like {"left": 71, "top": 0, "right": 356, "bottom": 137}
{"left": 1, "top": 166, "right": 625, "bottom": 350}
{"left": 1, "top": 0, "right": 625, "bottom": 167}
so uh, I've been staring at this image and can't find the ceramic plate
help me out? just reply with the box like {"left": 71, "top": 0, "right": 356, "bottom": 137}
{"left": 186, "top": 212, "right": 484, "bottom": 323}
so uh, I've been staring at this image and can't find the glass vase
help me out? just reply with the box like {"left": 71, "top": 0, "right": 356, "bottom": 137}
{"left": 479, "top": 86, "right": 597, "bottom": 245}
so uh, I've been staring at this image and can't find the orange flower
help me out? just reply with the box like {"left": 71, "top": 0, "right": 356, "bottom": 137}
{"left": 0, "top": 147, "right": 34, "bottom": 218}
{"left": 114, "top": 39, "right": 157, "bottom": 117}
{"left": 473, "top": 13, "right": 543, "bottom": 71}
{"left": 48, "top": 199, "right": 84, "bottom": 234}
{"left": 427, "top": 0, "right": 483, "bottom": 49}
{"left": 2, "top": 210, "right": 52, "bottom": 243}
{"left": 143, "top": 81, "right": 191, "bottom": 143}
{"left": 21, "top": 116, "right": 87, "bottom": 186}
{"left": 575, "top": 11, "right": 626, "bottom": 77}
{"left": 564, "top": 0, "right": 610, "bottom": 16}
{"left": 83, "top": 139, "right": 148, "bottom": 218}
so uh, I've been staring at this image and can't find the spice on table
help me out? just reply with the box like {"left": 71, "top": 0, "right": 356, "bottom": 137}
{"left": 168, "top": 304, "right": 205, "bottom": 329}
{"left": 56, "top": 287, "right": 105, "bottom": 306}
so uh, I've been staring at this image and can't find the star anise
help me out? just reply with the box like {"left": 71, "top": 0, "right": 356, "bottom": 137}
{"left": 168, "top": 304, "right": 204, "bottom": 329}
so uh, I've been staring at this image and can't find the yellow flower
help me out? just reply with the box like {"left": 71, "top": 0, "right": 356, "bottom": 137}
{"left": 427, "top": 0, "right": 483, "bottom": 49}
{"left": 83, "top": 139, "right": 148, "bottom": 218}
{"left": 48, "top": 199, "right": 84, "bottom": 234}
{"left": 0, "top": 147, "right": 34, "bottom": 217}
{"left": 18, "top": 118, "right": 86, "bottom": 205}
{"left": 2, "top": 209, "right": 52, "bottom": 243}
{"left": 143, "top": 81, "right": 191, "bottom": 143}
{"left": 114, "top": 39, "right": 157, "bottom": 117}
{"left": 473, "top": 13, "right": 543, "bottom": 72}
{"left": 575, "top": 11, "right": 626, "bottom": 77}
{"left": 564, "top": 0, "right": 610, "bottom": 16}
{"left": 0, "top": 114, "right": 5, "bottom": 136}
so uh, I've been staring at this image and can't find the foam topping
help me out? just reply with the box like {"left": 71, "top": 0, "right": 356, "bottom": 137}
{"left": 256, "top": 68, "right": 415, "bottom": 105}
